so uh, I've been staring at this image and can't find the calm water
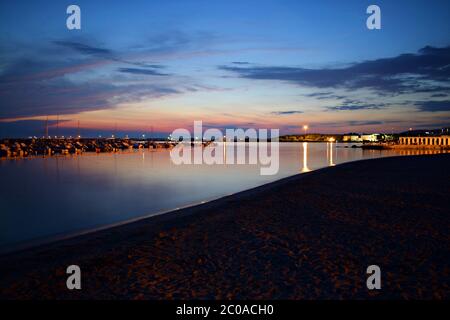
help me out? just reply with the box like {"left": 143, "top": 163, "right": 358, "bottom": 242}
{"left": 0, "top": 142, "right": 443, "bottom": 251}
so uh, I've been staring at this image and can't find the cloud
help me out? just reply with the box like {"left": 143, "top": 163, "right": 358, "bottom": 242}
{"left": 118, "top": 67, "right": 169, "bottom": 76}
{"left": 430, "top": 93, "right": 448, "bottom": 98}
{"left": 0, "top": 36, "right": 194, "bottom": 119}
{"left": 53, "top": 41, "right": 112, "bottom": 56}
{"left": 326, "top": 105, "right": 381, "bottom": 111}
{"left": 271, "top": 110, "right": 304, "bottom": 115}
{"left": 52, "top": 40, "right": 170, "bottom": 69}
{"left": 304, "top": 91, "right": 333, "bottom": 97}
{"left": 219, "top": 45, "right": 450, "bottom": 94}
{"left": 0, "top": 78, "right": 179, "bottom": 119}
{"left": 325, "top": 99, "right": 384, "bottom": 111}
{"left": 308, "top": 119, "right": 403, "bottom": 128}
{"left": 303, "top": 91, "right": 346, "bottom": 100}
{"left": 52, "top": 37, "right": 197, "bottom": 75}
{"left": 0, "top": 119, "right": 61, "bottom": 138}
{"left": 347, "top": 120, "right": 383, "bottom": 126}
{"left": 415, "top": 100, "right": 450, "bottom": 112}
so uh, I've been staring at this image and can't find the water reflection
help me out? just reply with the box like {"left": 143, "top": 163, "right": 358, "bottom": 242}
{"left": 301, "top": 142, "right": 310, "bottom": 172}
{"left": 327, "top": 141, "right": 336, "bottom": 166}
{"left": 0, "top": 142, "right": 448, "bottom": 251}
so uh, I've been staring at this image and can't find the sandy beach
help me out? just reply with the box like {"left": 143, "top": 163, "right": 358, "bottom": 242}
{"left": 1, "top": 154, "right": 449, "bottom": 300}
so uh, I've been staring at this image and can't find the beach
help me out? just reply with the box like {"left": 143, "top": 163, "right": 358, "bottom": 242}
{"left": 0, "top": 154, "right": 449, "bottom": 300}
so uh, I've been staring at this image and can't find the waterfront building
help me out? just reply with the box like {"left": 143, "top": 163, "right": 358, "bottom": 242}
{"left": 361, "top": 134, "right": 379, "bottom": 142}
{"left": 343, "top": 133, "right": 381, "bottom": 142}
{"left": 398, "top": 136, "right": 450, "bottom": 146}
{"left": 342, "top": 134, "right": 362, "bottom": 142}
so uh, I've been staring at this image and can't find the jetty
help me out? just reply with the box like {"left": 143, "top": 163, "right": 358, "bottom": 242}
{"left": 0, "top": 138, "right": 177, "bottom": 159}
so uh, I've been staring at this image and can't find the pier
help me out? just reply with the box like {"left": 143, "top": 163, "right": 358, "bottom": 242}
{"left": 0, "top": 138, "right": 177, "bottom": 158}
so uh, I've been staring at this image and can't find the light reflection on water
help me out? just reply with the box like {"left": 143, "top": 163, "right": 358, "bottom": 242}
{"left": 0, "top": 142, "right": 446, "bottom": 250}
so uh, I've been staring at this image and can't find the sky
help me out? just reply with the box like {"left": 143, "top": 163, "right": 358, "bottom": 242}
{"left": 0, "top": 0, "right": 449, "bottom": 138}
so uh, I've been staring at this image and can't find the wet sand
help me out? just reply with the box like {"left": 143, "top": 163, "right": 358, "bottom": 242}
{"left": 0, "top": 154, "right": 449, "bottom": 299}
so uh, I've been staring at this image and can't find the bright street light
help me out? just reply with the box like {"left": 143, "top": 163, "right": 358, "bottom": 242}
{"left": 303, "top": 125, "right": 308, "bottom": 138}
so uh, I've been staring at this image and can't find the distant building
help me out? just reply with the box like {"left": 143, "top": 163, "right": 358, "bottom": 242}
{"left": 342, "top": 134, "right": 362, "bottom": 142}
{"left": 361, "top": 134, "right": 379, "bottom": 142}
{"left": 380, "top": 134, "right": 395, "bottom": 141}
{"left": 343, "top": 133, "right": 381, "bottom": 142}
{"left": 398, "top": 135, "right": 450, "bottom": 146}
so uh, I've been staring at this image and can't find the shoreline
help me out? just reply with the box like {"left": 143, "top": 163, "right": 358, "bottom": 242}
{"left": 0, "top": 152, "right": 338, "bottom": 255}
{"left": 0, "top": 152, "right": 416, "bottom": 256}
{"left": 2, "top": 139, "right": 448, "bottom": 161}
{"left": 1, "top": 154, "right": 449, "bottom": 299}
{"left": 0, "top": 149, "right": 399, "bottom": 255}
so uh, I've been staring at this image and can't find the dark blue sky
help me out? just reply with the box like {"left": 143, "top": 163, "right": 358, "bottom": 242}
{"left": 0, "top": 0, "right": 449, "bottom": 137}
